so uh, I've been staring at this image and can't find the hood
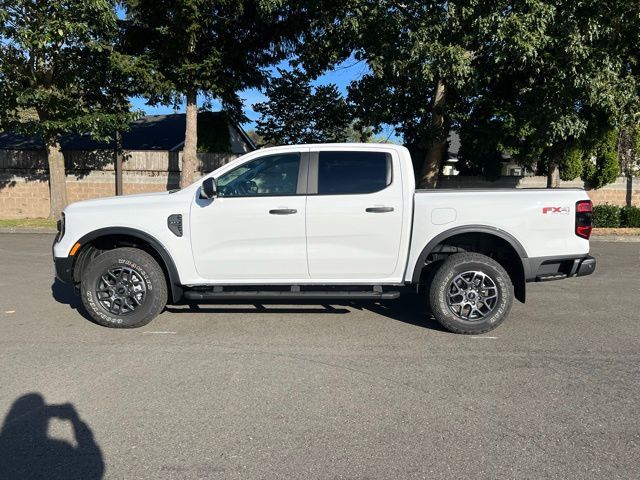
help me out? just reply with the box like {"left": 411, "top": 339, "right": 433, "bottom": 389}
{"left": 64, "top": 190, "right": 176, "bottom": 214}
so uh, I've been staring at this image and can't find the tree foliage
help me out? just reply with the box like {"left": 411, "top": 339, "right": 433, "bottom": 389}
{"left": 299, "top": 0, "right": 640, "bottom": 188}
{"left": 119, "top": 0, "right": 308, "bottom": 187}
{"left": 300, "top": 0, "right": 487, "bottom": 187}
{"left": 589, "top": 128, "right": 621, "bottom": 188}
{"left": 467, "top": 0, "right": 640, "bottom": 187}
{"left": 0, "top": 0, "right": 135, "bottom": 218}
{"left": 559, "top": 145, "right": 585, "bottom": 182}
{"left": 254, "top": 68, "right": 354, "bottom": 145}
{"left": 619, "top": 123, "right": 640, "bottom": 177}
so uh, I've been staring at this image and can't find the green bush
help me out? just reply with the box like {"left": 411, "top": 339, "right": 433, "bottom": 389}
{"left": 560, "top": 145, "right": 584, "bottom": 181}
{"left": 621, "top": 206, "right": 640, "bottom": 228}
{"left": 592, "top": 204, "right": 621, "bottom": 228}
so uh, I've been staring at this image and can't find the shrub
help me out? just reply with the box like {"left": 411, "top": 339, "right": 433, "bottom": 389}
{"left": 560, "top": 145, "right": 584, "bottom": 181}
{"left": 592, "top": 204, "right": 621, "bottom": 228}
{"left": 621, "top": 206, "right": 640, "bottom": 228}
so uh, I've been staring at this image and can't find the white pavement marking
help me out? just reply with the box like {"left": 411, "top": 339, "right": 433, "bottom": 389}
{"left": 470, "top": 336, "right": 498, "bottom": 339}
{"left": 4, "top": 310, "right": 15, "bottom": 314}
{"left": 142, "top": 331, "right": 177, "bottom": 334}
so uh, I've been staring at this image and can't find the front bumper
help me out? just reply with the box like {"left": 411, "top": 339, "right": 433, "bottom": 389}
{"left": 54, "top": 256, "right": 75, "bottom": 283}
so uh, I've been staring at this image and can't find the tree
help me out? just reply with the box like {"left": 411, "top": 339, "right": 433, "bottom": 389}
{"left": 299, "top": 1, "right": 488, "bottom": 187}
{"left": 120, "top": 0, "right": 307, "bottom": 188}
{"left": 300, "top": 1, "right": 639, "bottom": 189}
{"left": 0, "top": 0, "right": 134, "bottom": 218}
{"left": 468, "top": 0, "right": 640, "bottom": 188}
{"left": 244, "top": 129, "right": 265, "bottom": 148}
{"left": 619, "top": 123, "right": 640, "bottom": 178}
{"left": 254, "top": 68, "right": 353, "bottom": 145}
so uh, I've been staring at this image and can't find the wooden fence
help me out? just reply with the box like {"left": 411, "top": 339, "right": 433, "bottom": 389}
{"left": 0, "top": 149, "right": 238, "bottom": 174}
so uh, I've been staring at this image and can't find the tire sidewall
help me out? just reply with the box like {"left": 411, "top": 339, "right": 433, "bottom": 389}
{"left": 431, "top": 256, "right": 513, "bottom": 334}
{"left": 81, "top": 248, "right": 167, "bottom": 328}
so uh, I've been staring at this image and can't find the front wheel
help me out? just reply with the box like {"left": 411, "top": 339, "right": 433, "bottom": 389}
{"left": 428, "top": 253, "right": 513, "bottom": 334}
{"left": 80, "top": 247, "right": 167, "bottom": 328}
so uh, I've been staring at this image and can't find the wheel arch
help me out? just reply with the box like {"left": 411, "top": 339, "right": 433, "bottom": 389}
{"left": 73, "top": 227, "right": 183, "bottom": 303}
{"left": 411, "top": 225, "right": 528, "bottom": 303}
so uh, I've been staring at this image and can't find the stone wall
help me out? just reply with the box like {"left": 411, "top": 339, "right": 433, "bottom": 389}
{"left": 438, "top": 175, "right": 639, "bottom": 207}
{"left": 0, "top": 149, "right": 238, "bottom": 219}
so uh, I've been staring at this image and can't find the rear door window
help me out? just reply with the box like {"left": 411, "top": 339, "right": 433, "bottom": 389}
{"left": 317, "top": 151, "right": 391, "bottom": 195}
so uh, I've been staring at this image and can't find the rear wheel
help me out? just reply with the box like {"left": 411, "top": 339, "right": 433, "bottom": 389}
{"left": 80, "top": 247, "right": 167, "bottom": 328}
{"left": 428, "top": 253, "right": 513, "bottom": 334}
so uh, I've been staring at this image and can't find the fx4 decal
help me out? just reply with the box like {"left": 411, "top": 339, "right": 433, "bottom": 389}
{"left": 542, "top": 206, "right": 570, "bottom": 214}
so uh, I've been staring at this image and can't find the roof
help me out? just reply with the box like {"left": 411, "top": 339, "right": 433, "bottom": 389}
{"left": 0, "top": 112, "right": 255, "bottom": 154}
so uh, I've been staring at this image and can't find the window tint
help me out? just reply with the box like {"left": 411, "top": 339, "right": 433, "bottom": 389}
{"left": 317, "top": 151, "right": 391, "bottom": 195}
{"left": 217, "top": 153, "right": 300, "bottom": 197}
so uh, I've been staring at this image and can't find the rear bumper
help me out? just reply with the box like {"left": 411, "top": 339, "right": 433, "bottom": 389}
{"left": 575, "top": 255, "right": 596, "bottom": 277}
{"left": 54, "top": 256, "right": 75, "bottom": 283}
{"left": 525, "top": 254, "right": 596, "bottom": 282}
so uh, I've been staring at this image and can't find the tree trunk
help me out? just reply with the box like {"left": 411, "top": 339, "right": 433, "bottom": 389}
{"left": 418, "top": 80, "right": 447, "bottom": 188}
{"left": 47, "top": 141, "right": 68, "bottom": 219}
{"left": 180, "top": 88, "right": 198, "bottom": 188}
{"left": 547, "top": 161, "right": 560, "bottom": 188}
{"left": 115, "top": 130, "right": 123, "bottom": 196}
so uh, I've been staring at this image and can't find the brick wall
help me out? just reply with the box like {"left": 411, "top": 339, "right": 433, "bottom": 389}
{"left": 438, "top": 176, "right": 639, "bottom": 207}
{"left": 1, "top": 149, "right": 637, "bottom": 219}
{"left": 0, "top": 149, "right": 238, "bottom": 219}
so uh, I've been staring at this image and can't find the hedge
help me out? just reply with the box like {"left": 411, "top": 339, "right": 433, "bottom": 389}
{"left": 592, "top": 204, "right": 640, "bottom": 228}
{"left": 621, "top": 206, "right": 640, "bottom": 228}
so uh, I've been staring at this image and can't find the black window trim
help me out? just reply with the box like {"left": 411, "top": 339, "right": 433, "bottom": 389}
{"left": 213, "top": 151, "right": 309, "bottom": 198}
{"left": 307, "top": 150, "right": 393, "bottom": 196}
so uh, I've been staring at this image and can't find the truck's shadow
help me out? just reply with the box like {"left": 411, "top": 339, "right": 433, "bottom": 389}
{"left": 53, "top": 279, "right": 446, "bottom": 332}
{"left": 166, "top": 295, "right": 447, "bottom": 332}
{"left": 0, "top": 393, "right": 104, "bottom": 479}
{"left": 51, "top": 279, "right": 96, "bottom": 323}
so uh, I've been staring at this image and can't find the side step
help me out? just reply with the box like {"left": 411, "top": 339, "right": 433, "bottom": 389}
{"left": 183, "top": 288, "right": 401, "bottom": 302}
{"left": 536, "top": 273, "right": 567, "bottom": 282}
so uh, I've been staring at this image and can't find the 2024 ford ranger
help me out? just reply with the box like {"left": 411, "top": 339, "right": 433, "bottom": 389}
{"left": 53, "top": 144, "right": 595, "bottom": 334}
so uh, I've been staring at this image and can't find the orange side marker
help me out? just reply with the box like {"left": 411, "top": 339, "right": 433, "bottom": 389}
{"left": 69, "top": 242, "right": 81, "bottom": 256}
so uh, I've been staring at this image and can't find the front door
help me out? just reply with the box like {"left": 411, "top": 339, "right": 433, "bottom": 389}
{"left": 306, "top": 149, "right": 404, "bottom": 280}
{"left": 190, "top": 151, "right": 309, "bottom": 281}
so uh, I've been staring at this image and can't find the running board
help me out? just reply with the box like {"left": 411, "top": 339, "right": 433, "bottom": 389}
{"left": 183, "top": 289, "right": 401, "bottom": 302}
{"left": 536, "top": 273, "right": 568, "bottom": 282}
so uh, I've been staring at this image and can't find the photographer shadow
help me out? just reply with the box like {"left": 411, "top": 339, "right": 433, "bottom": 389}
{"left": 0, "top": 393, "right": 104, "bottom": 480}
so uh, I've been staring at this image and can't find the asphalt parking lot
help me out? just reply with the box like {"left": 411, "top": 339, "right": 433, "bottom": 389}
{"left": 0, "top": 234, "right": 638, "bottom": 479}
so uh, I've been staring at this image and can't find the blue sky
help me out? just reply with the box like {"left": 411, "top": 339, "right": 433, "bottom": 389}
{"left": 119, "top": 5, "right": 398, "bottom": 140}
{"left": 129, "top": 56, "right": 374, "bottom": 131}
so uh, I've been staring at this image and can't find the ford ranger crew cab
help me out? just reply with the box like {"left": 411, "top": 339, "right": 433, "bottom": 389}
{"left": 53, "top": 144, "right": 595, "bottom": 334}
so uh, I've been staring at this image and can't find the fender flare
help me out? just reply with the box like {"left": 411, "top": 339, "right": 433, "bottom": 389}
{"left": 75, "top": 227, "right": 183, "bottom": 303}
{"left": 411, "top": 225, "right": 529, "bottom": 284}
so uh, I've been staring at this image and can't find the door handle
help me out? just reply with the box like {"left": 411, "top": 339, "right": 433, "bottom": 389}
{"left": 269, "top": 208, "right": 297, "bottom": 215}
{"left": 365, "top": 206, "right": 394, "bottom": 213}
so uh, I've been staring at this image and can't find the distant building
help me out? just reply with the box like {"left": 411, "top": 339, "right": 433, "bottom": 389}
{"left": 443, "top": 131, "right": 534, "bottom": 177}
{"left": 0, "top": 112, "right": 255, "bottom": 155}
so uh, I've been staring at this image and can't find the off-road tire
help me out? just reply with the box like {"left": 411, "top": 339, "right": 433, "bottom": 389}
{"left": 80, "top": 247, "right": 167, "bottom": 328}
{"left": 428, "top": 253, "right": 513, "bottom": 334}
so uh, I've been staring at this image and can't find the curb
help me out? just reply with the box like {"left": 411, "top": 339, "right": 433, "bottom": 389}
{"left": 590, "top": 235, "right": 640, "bottom": 243}
{"left": 0, "top": 227, "right": 57, "bottom": 234}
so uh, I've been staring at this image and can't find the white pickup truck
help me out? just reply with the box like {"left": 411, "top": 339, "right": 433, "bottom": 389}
{"left": 53, "top": 144, "right": 595, "bottom": 334}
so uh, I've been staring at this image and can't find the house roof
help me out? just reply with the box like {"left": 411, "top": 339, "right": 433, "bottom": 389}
{"left": 0, "top": 112, "right": 255, "bottom": 153}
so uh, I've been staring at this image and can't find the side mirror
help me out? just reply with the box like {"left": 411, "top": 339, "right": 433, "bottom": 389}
{"left": 200, "top": 177, "right": 217, "bottom": 200}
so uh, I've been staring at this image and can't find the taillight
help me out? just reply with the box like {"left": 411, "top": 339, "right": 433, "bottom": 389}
{"left": 575, "top": 200, "right": 592, "bottom": 239}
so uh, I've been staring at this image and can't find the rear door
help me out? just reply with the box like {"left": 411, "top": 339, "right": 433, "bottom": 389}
{"left": 305, "top": 148, "right": 404, "bottom": 280}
